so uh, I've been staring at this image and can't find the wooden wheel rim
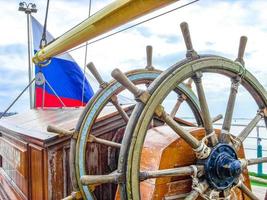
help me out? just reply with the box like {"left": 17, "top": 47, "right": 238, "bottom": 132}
{"left": 124, "top": 56, "right": 267, "bottom": 199}
{"left": 74, "top": 69, "right": 203, "bottom": 199}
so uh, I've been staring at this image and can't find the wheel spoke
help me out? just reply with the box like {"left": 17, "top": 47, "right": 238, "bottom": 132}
{"left": 211, "top": 114, "right": 223, "bottom": 123}
{"left": 185, "top": 190, "right": 199, "bottom": 200}
{"left": 247, "top": 157, "right": 267, "bottom": 165}
{"left": 112, "top": 68, "right": 144, "bottom": 98}
{"left": 239, "top": 157, "right": 267, "bottom": 171}
{"left": 235, "top": 110, "right": 264, "bottom": 150}
{"left": 161, "top": 109, "right": 199, "bottom": 149}
{"left": 81, "top": 172, "right": 122, "bottom": 185}
{"left": 88, "top": 135, "right": 121, "bottom": 148}
{"left": 185, "top": 180, "right": 209, "bottom": 200}
{"left": 235, "top": 36, "right": 248, "bottom": 66}
{"left": 111, "top": 68, "right": 211, "bottom": 158}
{"left": 249, "top": 176, "right": 267, "bottom": 184}
{"left": 88, "top": 63, "right": 130, "bottom": 122}
{"left": 180, "top": 22, "right": 198, "bottom": 59}
{"left": 170, "top": 94, "right": 186, "bottom": 118}
{"left": 170, "top": 78, "right": 193, "bottom": 118}
{"left": 87, "top": 62, "right": 107, "bottom": 88}
{"left": 110, "top": 95, "right": 129, "bottom": 122}
{"left": 145, "top": 45, "right": 154, "bottom": 70}
{"left": 47, "top": 125, "right": 74, "bottom": 136}
{"left": 221, "top": 77, "right": 241, "bottom": 143}
{"left": 237, "top": 182, "right": 259, "bottom": 200}
{"left": 193, "top": 72, "right": 218, "bottom": 146}
{"left": 139, "top": 165, "right": 204, "bottom": 181}
{"left": 157, "top": 105, "right": 210, "bottom": 159}
{"left": 62, "top": 191, "right": 82, "bottom": 200}
{"left": 80, "top": 166, "right": 204, "bottom": 185}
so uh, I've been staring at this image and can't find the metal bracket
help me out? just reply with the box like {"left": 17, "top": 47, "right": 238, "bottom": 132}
{"left": 192, "top": 71, "right": 203, "bottom": 83}
{"left": 72, "top": 131, "right": 79, "bottom": 140}
{"left": 231, "top": 76, "right": 241, "bottom": 92}
{"left": 154, "top": 105, "right": 164, "bottom": 117}
{"left": 136, "top": 91, "right": 151, "bottom": 103}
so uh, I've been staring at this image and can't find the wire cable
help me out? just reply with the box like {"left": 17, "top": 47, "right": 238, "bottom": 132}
{"left": 39, "top": 0, "right": 50, "bottom": 48}
{"left": 60, "top": 0, "right": 199, "bottom": 55}
{"left": 81, "top": 0, "right": 92, "bottom": 105}
{"left": 0, "top": 78, "right": 36, "bottom": 119}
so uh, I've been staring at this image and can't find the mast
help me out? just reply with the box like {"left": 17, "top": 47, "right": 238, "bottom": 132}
{"left": 33, "top": 0, "right": 179, "bottom": 64}
{"left": 19, "top": 2, "right": 37, "bottom": 109}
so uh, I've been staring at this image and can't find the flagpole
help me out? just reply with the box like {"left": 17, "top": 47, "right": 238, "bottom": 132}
{"left": 18, "top": 2, "right": 37, "bottom": 109}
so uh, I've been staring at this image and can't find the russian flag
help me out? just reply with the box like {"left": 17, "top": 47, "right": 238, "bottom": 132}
{"left": 31, "top": 16, "right": 94, "bottom": 108}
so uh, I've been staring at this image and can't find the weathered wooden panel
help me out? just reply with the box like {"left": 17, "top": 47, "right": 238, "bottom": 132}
{"left": 0, "top": 136, "right": 28, "bottom": 197}
{"left": 47, "top": 141, "right": 71, "bottom": 199}
{"left": 0, "top": 138, "right": 27, "bottom": 177}
{"left": 0, "top": 168, "right": 25, "bottom": 200}
{"left": 0, "top": 107, "right": 197, "bottom": 200}
{"left": 0, "top": 108, "right": 84, "bottom": 200}
{"left": 29, "top": 144, "right": 46, "bottom": 200}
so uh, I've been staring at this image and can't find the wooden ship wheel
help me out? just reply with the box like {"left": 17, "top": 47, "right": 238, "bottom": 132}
{"left": 107, "top": 22, "right": 267, "bottom": 200}
{"left": 2, "top": 1, "right": 267, "bottom": 200}
{"left": 69, "top": 46, "right": 206, "bottom": 200}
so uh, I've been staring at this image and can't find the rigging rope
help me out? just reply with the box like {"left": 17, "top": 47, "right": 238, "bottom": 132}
{"left": 39, "top": 0, "right": 50, "bottom": 48}
{"left": 81, "top": 0, "right": 92, "bottom": 105}
{"left": 78, "top": 0, "right": 199, "bottom": 106}
{"left": 0, "top": 78, "right": 36, "bottom": 119}
{"left": 60, "top": 0, "right": 199, "bottom": 55}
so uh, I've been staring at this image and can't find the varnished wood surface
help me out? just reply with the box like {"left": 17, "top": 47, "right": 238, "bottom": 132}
{"left": 0, "top": 106, "right": 132, "bottom": 200}
{"left": 0, "top": 168, "right": 25, "bottom": 200}
{"left": 0, "top": 108, "right": 83, "bottom": 145}
{"left": 0, "top": 107, "right": 240, "bottom": 200}
{"left": 0, "top": 106, "right": 128, "bottom": 146}
{"left": 137, "top": 126, "right": 251, "bottom": 199}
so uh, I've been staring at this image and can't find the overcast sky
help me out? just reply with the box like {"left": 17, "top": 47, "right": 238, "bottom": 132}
{"left": 0, "top": 0, "right": 266, "bottom": 119}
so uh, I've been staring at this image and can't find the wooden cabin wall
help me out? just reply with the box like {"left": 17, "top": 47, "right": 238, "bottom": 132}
{"left": 0, "top": 131, "right": 72, "bottom": 200}
{"left": 0, "top": 108, "right": 136, "bottom": 200}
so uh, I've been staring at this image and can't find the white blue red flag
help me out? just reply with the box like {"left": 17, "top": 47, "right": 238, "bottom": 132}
{"left": 31, "top": 16, "right": 94, "bottom": 108}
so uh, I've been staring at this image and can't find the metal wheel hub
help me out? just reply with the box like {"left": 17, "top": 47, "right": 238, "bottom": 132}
{"left": 204, "top": 143, "right": 241, "bottom": 190}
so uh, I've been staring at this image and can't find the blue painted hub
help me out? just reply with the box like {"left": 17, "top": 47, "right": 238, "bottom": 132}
{"left": 204, "top": 144, "right": 241, "bottom": 190}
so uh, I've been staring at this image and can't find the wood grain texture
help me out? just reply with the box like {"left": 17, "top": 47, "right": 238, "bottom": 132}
{"left": 0, "top": 107, "right": 135, "bottom": 200}
{"left": 136, "top": 126, "right": 251, "bottom": 199}
{"left": 0, "top": 108, "right": 81, "bottom": 200}
{"left": 29, "top": 144, "right": 45, "bottom": 200}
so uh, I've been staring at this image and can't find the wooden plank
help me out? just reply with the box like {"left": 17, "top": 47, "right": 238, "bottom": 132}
{"left": 0, "top": 106, "right": 128, "bottom": 146}
{"left": 29, "top": 144, "right": 45, "bottom": 200}
{"left": 47, "top": 149, "right": 64, "bottom": 199}
{"left": 0, "top": 168, "right": 25, "bottom": 200}
{"left": 0, "top": 122, "right": 58, "bottom": 145}
{"left": 0, "top": 138, "right": 27, "bottom": 177}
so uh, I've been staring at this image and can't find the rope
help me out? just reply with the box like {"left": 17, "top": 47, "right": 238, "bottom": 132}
{"left": 39, "top": 0, "right": 50, "bottom": 48}
{"left": 45, "top": 79, "right": 66, "bottom": 107}
{"left": 60, "top": 0, "right": 199, "bottom": 55}
{"left": 81, "top": 0, "right": 92, "bottom": 105}
{"left": 193, "top": 131, "right": 214, "bottom": 159}
{"left": 0, "top": 78, "right": 36, "bottom": 119}
{"left": 64, "top": 0, "right": 199, "bottom": 106}
{"left": 190, "top": 165, "right": 210, "bottom": 200}
{"left": 238, "top": 64, "right": 246, "bottom": 80}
